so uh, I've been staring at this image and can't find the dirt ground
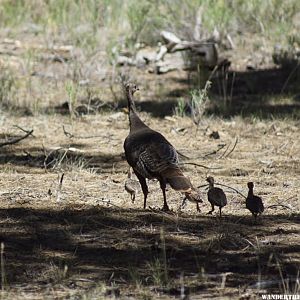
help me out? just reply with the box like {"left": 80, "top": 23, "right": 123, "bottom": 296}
{"left": 0, "top": 110, "right": 299, "bottom": 299}
{"left": 0, "top": 34, "right": 300, "bottom": 299}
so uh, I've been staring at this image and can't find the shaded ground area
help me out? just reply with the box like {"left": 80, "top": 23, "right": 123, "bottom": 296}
{"left": 0, "top": 114, "right": 299, "bottom": 299}
{"left": 0, "top": 32, "right": 300, "bottom": 299}
{"left": 148, "top": 66, "right": 300, "bottom": 119}
{"left": 1, "top": 206, "right": 299, "bottom": 299}
{"left": 209, "top": 66, "right": 300, "bottom": 118}
{"left": 1, "top": 36, "right": 300, "bottom": 121}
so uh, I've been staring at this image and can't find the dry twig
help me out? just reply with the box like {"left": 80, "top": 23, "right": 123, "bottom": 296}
{"left": 179, "top": 162, "right": 222, "bottom": 170}
{"left": 56, "top": 173, "right": 65, "bottom": 202}
{"left": 13, "top": 125, "right": 35, "bottom": 137}
{"left": 203, "top": 143, "right": 226, "bottom": 158}
{"left": 224, "top": 137, "right": 238, "bottom": 158}
{"left": 177, "top": 150, "right": 190, "bottom": 160}
{"left": 214, "top": 182, "right": 246, "bottom": 199}
{"left": 218, "top": 137, "right": 238, "bottom": 159}
{"left": 266, "top": 204, "right": 293, "bottom": 210}
{"left": 0, "top": 129, "right": 33, "bottom": 148}
{"left": 197, "top": 184, "right": 209, "bottom": 189}
{"left": 217, "top": 143, "right": 231, "bottom": 159}
{"left": 96, "top": 198, "right": 123, "bottom": 209}
{"left": 62, "top": 125, "right": 106, "bottom": 139}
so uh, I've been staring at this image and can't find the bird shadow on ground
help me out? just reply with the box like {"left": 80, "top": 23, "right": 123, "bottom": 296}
{"left": 0, "top": 205, "right": 299, "bottom": 296}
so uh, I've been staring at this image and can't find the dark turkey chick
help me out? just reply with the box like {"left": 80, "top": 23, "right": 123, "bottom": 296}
{"left": 246, "top": 182, "right": 264, "bottom": 221}
{"left": 206, "top": 176, "right": 227, "bottom": 217}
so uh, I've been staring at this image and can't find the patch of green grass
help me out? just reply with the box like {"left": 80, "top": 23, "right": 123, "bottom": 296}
{"left": 146, "top": 228, "right": 169, "bottom": 288}
{"left": 1, "top": 243, "right": 7, "bottom": 291}
{"left": 146, "top": 258, "right": 168, "bottom": 287}
{"left": 0, "top": 0, "right": 298, "bottom": 57}
{"left": 189, "top": 80, "right": 211, "bottom": 124}
{"left": 174, "top": 97, "right": 186, "bottom": 117}
{"left": 0, "top": 0, "right": 299, "bottom": 120}
{"left": 65, "top": 80, "right": 78, "bottom": 117}
{"left": 126, "top": 0, "right": 164, "bottom": 46}
{"left": 0, "top": 66, "right": 17, "bottom": 109}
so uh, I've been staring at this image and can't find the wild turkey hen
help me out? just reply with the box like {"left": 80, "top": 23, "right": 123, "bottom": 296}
{"left": 246, "top": 182, "right": 264, "bottom": 221}
{"left": 123, "top": 83, "right": 202, "bottom": 211}
{"left": 206, "top": 176, "right": 227, "bottom": 217}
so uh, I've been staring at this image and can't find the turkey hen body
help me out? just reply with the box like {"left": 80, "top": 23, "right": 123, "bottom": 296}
{"left": 123, "top": 83, "right": 201, "bottom": 211}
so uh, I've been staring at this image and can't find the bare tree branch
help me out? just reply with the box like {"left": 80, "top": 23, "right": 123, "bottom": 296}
{"left": 203, "top": 143, "right": 226, "bottom": 158}
{"left": 179, "top": 162, "right": 222, "bottom": 169}
{"left": 56, "top": 173, "right": 64, "bottom": 202}
{"left": 266, "top": 204, "right": 293, "bottom": 210}
{"left": 0, "top": 129, "right": 33, "bottom": 148}
{"left": 13, "top": 125, "right": 35, "bottom": 137}
{"left": 62, "top": 125, "right": 74, "bottom": 138}
{"left": 224, "top": 137, "right": 239, "bottom": 158}
{"left": 177, "top": 150, "right": 190, "bottom": 160}
{"left": 218, "top": 137, "right": 238, "bottom": 159}
{"left": 214, "top": 182, "right": 247, "bottom": 199}
{"left": 62, "top": 125, "right": 107, "bottom": 139}
{"left": 217, "top": 143, "right": 231, "bottom": 159}
{"left": 196, "top": 184, "right": 209, "bottom": 189}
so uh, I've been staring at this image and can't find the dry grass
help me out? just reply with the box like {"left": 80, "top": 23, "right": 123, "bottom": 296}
{"left": 0, "top": 111, "right": 299, "bottom": 299}
{"left": 0, "top": 2, "right": 299, "bottom": 298}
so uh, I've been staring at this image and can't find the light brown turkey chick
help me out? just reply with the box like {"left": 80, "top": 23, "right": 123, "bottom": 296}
{"left": 125, "top": 168, "right": 140, "bottom": 203}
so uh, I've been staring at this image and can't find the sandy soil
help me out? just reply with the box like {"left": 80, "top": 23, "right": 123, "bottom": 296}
{"left": 0, "top": 111, "right": 299, "bottom": 299}
{"left": 0, "top": 33, "right": 299, "bottom": 299}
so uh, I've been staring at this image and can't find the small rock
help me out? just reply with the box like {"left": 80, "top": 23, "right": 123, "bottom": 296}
{"left": 160, "top": 30, "right": 182, "bottom": 44}
{"left": 156, "top": 52, "right": 185, "bottom": 74}
{"left": 79, "top": 79, "right": 90, "bottom": 86}
{"left": 230, "top": 169, "right": 249, "bottom": 176}
{"left": 171, "top": 127, "right": 187, "bottom": 135}
{"left": 164, "top": 116, "right": 177, "bottom": 122}
{"left": 116, "top": 55, "right": 136, "bottom": 66}
{"left": 209, "top": 131, "right": 220, "bottom": 139}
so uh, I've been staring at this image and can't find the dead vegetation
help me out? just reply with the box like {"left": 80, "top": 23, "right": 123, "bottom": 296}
{"left": 0, "top": 112, "right": 299, "bottom": 299}
{"left": 0, "top": 1, "right": 299, "bottom": 299}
